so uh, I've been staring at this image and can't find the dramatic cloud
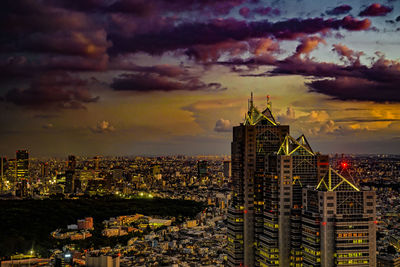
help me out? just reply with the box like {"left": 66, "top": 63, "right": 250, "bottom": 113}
{"left": 359, "top": 3, "right": 393, "bottom": 17}
{"left": 110, "top": 16, "right": 371, "bottom": 55}
{"left": 228, "top": 43, "right": 400, "bottom": 103}
{"left": 214, "top": 118, "right": 232, "bottom": 132}
{"left": 5, "top": 72, "right": 99, "bottom": 109}
{"left": 326, "top": 5, "right": 352, "bottom": 15}
{"left": 332, "top": 44, "right": 364, "bottom": 64}
{"left": 293, "top": 36, "right": 326, "bottom": 57}
{"left": 110, "top": 61, "right": 187, "bottom": 77}
{"left": 92, "top": 120, "right": 115, "bottom": 133}
{"left": 111, "top": 73, "right": 226, "bottom": 92}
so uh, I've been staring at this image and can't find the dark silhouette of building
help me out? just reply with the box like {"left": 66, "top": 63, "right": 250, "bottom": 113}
{"left": 67, "top": 155, "right": 77, "bottom": 171}
{"left": 197, "top": 160, "right": 208, "bottom": 179}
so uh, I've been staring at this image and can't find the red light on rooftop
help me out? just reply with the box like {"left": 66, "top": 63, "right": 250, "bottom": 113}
{"left": 341, "top": 162, "right": 348, "bottom": 168}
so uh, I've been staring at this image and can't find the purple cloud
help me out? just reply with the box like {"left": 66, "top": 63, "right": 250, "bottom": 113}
{"left": 5, "top": 72, "right": 99, "bottom": 109}
{"left": 359, "top": 3, "right": 393, "bottom": 17}
{"left": 326, "top": 5, "right": 352, "bottom": 15}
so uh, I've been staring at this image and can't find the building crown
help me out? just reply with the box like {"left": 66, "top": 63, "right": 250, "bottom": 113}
{"left": 244, "top": 93, "right": 278, "bottom": 126}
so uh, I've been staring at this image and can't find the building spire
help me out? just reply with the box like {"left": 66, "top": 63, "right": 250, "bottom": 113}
{"left": 267, "top": 94, "right": 271, "bottom": 110}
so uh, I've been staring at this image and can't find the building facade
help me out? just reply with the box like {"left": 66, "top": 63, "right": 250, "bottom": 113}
{"left": 16, "top": 150, "right": 29, "bottom": 181}
{"left": 227, "top": 94, "right": 376, "bottom": 267}
{"left": 302, "top": 167, "right": 376, "bottom": 267}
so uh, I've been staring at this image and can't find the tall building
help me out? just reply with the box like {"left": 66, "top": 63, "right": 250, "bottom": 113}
{"left": 197, "top": 160, "right": 208, "bottom": 179}
{"left": 227, "top": 94, "right": 289, "bottom": 267}
{"left": 302, "top": 167, "right": 376, "bottom": 266}
{"left": 16, "top": 150, "right": 29, "bottom": 181}
{"left": 0, "top": 157, "right": 6, "bottom": 192}
{"left": 224, "top": 160, "right": 232, "bottom": 179}
{"left": 65, "top": 170, "right": 75, "bottom": 194}
{"left": 67, "top": 155, "right": 77, "bottom": 171}
{"left": 227, "top": 94, "right": 376, "bottom": 267}
{"left": 259, "top": 136, "right": 329, "bottom": 267}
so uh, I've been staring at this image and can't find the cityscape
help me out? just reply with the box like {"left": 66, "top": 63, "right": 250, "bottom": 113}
{"left": 1, "top": 0, "right": 400, "bottom": 267}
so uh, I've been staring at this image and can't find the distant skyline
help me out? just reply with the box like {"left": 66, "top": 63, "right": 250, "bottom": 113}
{"left": 1, "top": 0, "right": 400, "bottom": 156}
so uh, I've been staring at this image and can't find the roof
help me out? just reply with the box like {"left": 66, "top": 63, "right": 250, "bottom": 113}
{"left": 244, "top": 93, "right": 277, "bottom": 126}
{"left": 316, "top": 166, "right": 360, "bottom": 192}
{"left": 277, "top": 134, "right": 315, "bottom": 156}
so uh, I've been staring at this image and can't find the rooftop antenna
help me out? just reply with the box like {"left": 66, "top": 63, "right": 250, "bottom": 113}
{"left": 267, "top": 94, "right": 271, "bottom": 109}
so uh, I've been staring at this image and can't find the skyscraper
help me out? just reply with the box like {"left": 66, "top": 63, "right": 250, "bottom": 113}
{"left": 67, "top": 155, "right": 77, "bottom": 171}
{"left": 227, "top": 94, "right": 289, "bottom": 266}
{"left": 302, "top": 167, "right": 376, "bottom": 266}
{"left": 224, "top": 160, "right": 232, "bottom": 179}
{"left": 227, "top": 94, "right": 376, "bottom": 267}
{"left": 197, "top": 160, "right": 208, "bottom": 179}
{"left": 16, "top": 150, "right": 29, "bottom": 181}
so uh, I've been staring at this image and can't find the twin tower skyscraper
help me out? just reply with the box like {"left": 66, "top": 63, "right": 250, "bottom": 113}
{"left": 227, "top": 94, "right": 376, "bottom": 267}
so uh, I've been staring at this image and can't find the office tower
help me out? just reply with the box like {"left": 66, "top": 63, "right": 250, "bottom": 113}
{"left": 227, "top": 94, "right": 375, "bottom": 267}
{"left": 0, "top": 157, "right": 6, "bottom": 192}
{"left": 224, "top": 160, "right": 232, "bottom": 179}
{"left": 302, "top": 167, "right": 376, "bottom": 266}
{"left": 197, "top": 160, "right": 208, "bottom": 179}
{"left": 93, "top": 156, "right": 100, "bottom": 170}
{"left": 6, "top": 158, "right": 17, "bottom": 189}
{"left": 67, "top": 155, "right": 77, "bottom": 171}
{"left": 16, "top": 150, "right": 29, "bottom": 181}
{"left": 227, "top": 94, "right": 289, "bottom": 267}
{"left": 260, "top": 136, "right": 329, "bottom": 267}
{"left": 65, "top": 170, "right": 75, "bottom": 194}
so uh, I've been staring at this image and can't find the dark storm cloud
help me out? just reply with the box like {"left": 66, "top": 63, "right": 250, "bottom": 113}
{"left": 273, "top": 52, "right": 400, "bottom": 102}
{"left": 359, "top": 3, "right": 393, "bottom": 17}
{"left": 225, "top": 45, "right": 400, "bottom": 103}
{"left": 111, "top": 73, "right": 226, "bottom": 92}
{"left": 109, "top": 61, "right": 187, "bottom": 77}
{"left": 5, "top": 72, "right": 99, "bottom": 109}
{"left": 306, "top": 77, "right": 400, "bottom": 102}
{"left": 51, "top": 0, "right": 246, "bottom": 16}
{"left": 0, "top": 0, "right": 377, "bottom": 108}
{"left": 109, "top": 16, "right": 371, "bottom": 54}
{"left": 326, "top": 5, "right": 352, "bottom": 15}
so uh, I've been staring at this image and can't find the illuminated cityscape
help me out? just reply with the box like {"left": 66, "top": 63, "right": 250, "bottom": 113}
{"left": 1, "top": 0, "right": 400, "bottom": 266}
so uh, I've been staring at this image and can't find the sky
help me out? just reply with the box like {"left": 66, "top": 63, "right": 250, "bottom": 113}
{"left": 1, "top": 0, "right": 400, "bottom": 157}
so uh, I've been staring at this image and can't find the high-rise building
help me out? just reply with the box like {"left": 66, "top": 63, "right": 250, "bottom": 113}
{"left": 16, "top": 150, "right": 29, "bottom": 181}
{"left": 0, "top": 157, "right": 6, "bottom": 192}
{"left": 227, "top": 94, "right": 376, "bottom": 267}
{"left": 197, "top": 160, "right": 208, "bottom": 179}
{"left": 67, "top": 155, "right": 77, "bottom": 171}
{"left": 259, "top": 137, "right": 329, "bottom": 267}
{"left": 224, "top": 160, "right": 232, "bottom": 179}
{"left": 227, "top": 94, "right": 289, "bottom": 266}
{"left": 302, "top": 167, "right": 376, "bottom": 266}
{"left": 65, "top": 170, "right": 75, "bottom": 194}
